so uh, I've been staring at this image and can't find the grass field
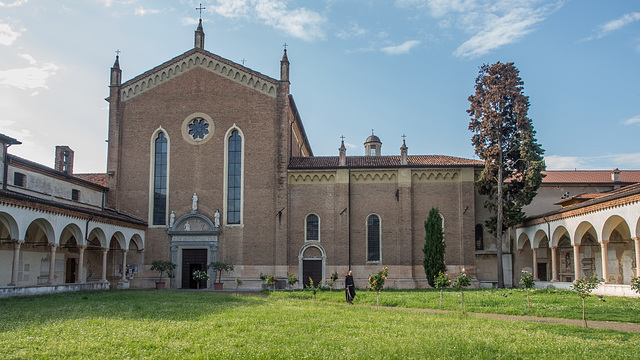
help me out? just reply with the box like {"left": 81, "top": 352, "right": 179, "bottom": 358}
{"left": 1, "top": 290, "right": 639, "bottom": 359}
{"left": 272, "top": 287, "right": 640, "bottom": 324}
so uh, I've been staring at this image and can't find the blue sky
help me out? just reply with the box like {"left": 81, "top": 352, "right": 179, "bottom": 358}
{"left": 1, "top": 0, "right": 639, "bottom": 173}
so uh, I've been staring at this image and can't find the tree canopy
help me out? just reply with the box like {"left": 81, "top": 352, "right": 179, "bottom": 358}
{"left": 423, "top": 207, "right": 446, "bottom": 288}
{"left": 468, "top": 61, "right": 545, "bottom": 287}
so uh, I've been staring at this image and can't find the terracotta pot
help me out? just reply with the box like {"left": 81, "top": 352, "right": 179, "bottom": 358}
{"left": 155, "top": 281, "right": 166, "bottom": 290}
{"left": 214, "top": 282, "right": 223, "bottom": 290}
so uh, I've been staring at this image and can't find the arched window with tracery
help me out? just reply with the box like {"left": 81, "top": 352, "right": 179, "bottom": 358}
{"left": 152, "top": 132, "right": 167, "bottom": 225}
{"left": 367, "top": 214, "right": 381, "bottom": 262}
{"left": 306, "top": 214, "right": 319, "bottom": 241}
{"left": 226, "top": 129, "right": 242, "bottom": 224}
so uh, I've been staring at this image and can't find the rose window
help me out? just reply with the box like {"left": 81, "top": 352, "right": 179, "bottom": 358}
{"left": 188, "top": 118, "right": 209, "bottom": 140}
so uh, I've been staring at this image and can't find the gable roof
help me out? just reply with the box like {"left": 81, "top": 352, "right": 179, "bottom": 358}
{"left": 119, "top": 48, "right": 279, "bottom": 102}
{"left": 541, "top": 170, "right": 640, "bottom": 185}
{"left": 289, "top": 155, "right": 483, "bottom": 169}
{"left": 521, "top": 182, "right": 640, "bottom": 226}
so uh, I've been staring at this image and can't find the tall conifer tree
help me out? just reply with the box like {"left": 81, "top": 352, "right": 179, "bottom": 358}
{"left": 423, "top": 207, "right": 446, "bottom": 287}
{"left": 468, "top": 62, "right": 545, "bottom": 288}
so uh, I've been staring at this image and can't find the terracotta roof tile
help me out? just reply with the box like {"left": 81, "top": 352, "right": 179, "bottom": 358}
{"left": 541, "top": 170, "right": 640, "bottom": 184}
{"left": 74, "top": 173, "right": 107, "bottom": 187}
{"left": 289, "top": 155, "right": 483, "bottom": 169}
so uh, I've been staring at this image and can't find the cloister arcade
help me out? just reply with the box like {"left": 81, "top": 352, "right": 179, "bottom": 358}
{"left": 516, "top": 196, "right": 640, "bottom": 295}
{"left": 0, "top": 205, "right": 145, "bottom": 293}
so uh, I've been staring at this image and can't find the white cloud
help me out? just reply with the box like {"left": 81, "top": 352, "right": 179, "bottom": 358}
{"left": 599, "top": 12, "right": 640, "bottom": 38}
{"left": 0, "top": 63, "right": 60, "bottom": 90}
{"left": 381, "top": 40, "right": 421, "bottom": 54}
{"left": 344, "top": 142, "right": 357, "bottom": 149}
{"left": 0, "top": 23, "right": 23, "bottom": 46}
{"left": 545, "top": 153, "right": 640, "bottom": 170}
{"left": 19, "top": 53, "right": 36, "bottom": 65}
{"left": 181, "top": 17, "right": 199, "bottom": 26}
{"left": 0, "top": 0, "right": 28, "bottom": 7}
{"left": 134, "top": 7, "right": 161, "bottom": 16}
{"left": 211, "top": 0, "right": 326, "bottom": 41}
{"left": 397, "top": 0, "right": 562, "bottom": 58}
{"left": 453, "top": 7, "right": 545, "bottom": 58}
{"left": 336, "top": 23, "right": 368, "bottom": 40}
{"left": 622, "top": 115, "right": 640, "bottom": 126}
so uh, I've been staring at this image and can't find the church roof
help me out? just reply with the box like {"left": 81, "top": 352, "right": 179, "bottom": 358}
{"left": 365, "top": 134, "right": 381, "bottom": 144}
{"left": 8, "top": 154, "right": 108, "bottom": 191}
{"left": 118, "top": 47, "right": 280, "bottom": 101}
{"left": 289, "top": 155, "right": 483, "bottom": 169}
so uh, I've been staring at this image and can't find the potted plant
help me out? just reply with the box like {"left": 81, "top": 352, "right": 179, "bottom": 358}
{"left": 208, "top": 261, "right": 234, "bottom": 290}
{"left": 192, "top": 270, "right": 209, "bottom": 290}
{"left": 150, "top": 260, "right": 177, "bottom": 290}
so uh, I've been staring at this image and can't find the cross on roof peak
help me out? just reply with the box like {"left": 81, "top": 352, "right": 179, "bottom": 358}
{"left": 196, "top": 3, "right": 206, "bottom": 20}
{"left": 402, "top": 134, "right": 406, "bottom": 140}
{"left": 115, "top": 49, "right": 121, "bottom": 57}
{"left": 283, "top": 42, "right": 288, "bottom": 50}
{"left": 340, "top": 135, "right": 345, "bottom": 141}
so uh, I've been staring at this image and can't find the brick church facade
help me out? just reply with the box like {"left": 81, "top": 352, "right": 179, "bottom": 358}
{"left": 104, "top": 21, "right": 488, "bottom": 290}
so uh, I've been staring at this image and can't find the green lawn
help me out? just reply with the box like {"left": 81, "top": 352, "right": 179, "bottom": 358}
{"left": 1, "top": 290, "right": 639, "bottom": 359}
{"left": 273, "top": 287, "right": 640, "bottom": 324}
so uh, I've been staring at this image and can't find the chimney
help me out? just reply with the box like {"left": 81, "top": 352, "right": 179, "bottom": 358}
{"left": 55, "top": 146, "right": 74, "bottom": 175}
{"left": 339, "top": 137, "right": 347, "bottom": 166}
{"left": 611, "top": 168, "right": 621, "bottom": 182}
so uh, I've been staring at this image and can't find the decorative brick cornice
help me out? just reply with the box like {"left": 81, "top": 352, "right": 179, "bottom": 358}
{"left": 120, "top": 48, "right": 278, "bottom": 101}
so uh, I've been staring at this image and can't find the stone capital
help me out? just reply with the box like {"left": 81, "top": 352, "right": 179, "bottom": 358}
{"left": 101, "top": 247, "right": 109, "bottom": 254}
{"left": 48, "top": 243, "right": 58, "bottom": 250}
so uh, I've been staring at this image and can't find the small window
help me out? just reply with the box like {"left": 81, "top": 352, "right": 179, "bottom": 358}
{"left": 306, "top": 214, "right": 319, "bottom": 241}
{"left": 14, "top": 172, "right": 26, "bottom": 187}
{"left": 475, "top": 224, "right": 484, "bottom": 251}
{"left": 72, "top": 189, "right": 80, "bottom": 201}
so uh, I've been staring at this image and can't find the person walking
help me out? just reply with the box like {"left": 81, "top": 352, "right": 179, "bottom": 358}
{"left": 345, "top": 270, "right": 356, "bottom": 304}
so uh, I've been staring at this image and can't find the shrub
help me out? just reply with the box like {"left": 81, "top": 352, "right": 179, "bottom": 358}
{"left": 452, "top": 269, "right": 472, "bottom": 314}
{"left": 287, "top": 272, "right": 299, "bottom": 292}
{"left": 519, "top": 270, "right": 535, "bottom": 311}
{"left": 367, "top": 267, "right": 389, "bottom": 308}
{"left": 572, "top": 274, "right": 603, "bottom": 327}
{"left": 150, "top": 261, "right": 177, "bottom": 283}
{"left": 192, "top": 270, "right": 209, "bottom": 290}
{"left": 433, "top": 271, "right": 451, "bottom": 307}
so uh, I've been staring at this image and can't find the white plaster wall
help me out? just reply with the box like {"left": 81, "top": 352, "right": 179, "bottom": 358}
{"left": 7, "top": 166, "right": 104, "bottom": 209}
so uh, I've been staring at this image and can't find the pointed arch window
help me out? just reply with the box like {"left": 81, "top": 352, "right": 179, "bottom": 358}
{"left": 367, "top": 214, "right": 381, "bottom": 262}
{"left": 227, "top": 130, "right": 242, "bottom": 224}
{"left": 153, "top": 132, "right": 167, "bottom": 225}
{"left": 306, "top": 214, "right": 319, "bottom": 241}
{"left": 475, "top": 224, "right": 484, "bottom": 251}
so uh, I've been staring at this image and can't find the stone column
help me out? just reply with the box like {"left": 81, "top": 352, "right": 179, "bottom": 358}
{"left": 47, "top": 243, "right": 58, "bottom": 285}
{"left": 573, "top": 244, "right": 581, "bottom": 280}
{"left": 101, "top": 248, "right": 109, "bottom": 283}
{"left": 76, "top": 245, "right": 86, "bottom": 283}
{"left": 634, "top": 237, "right": 640, "bottom": 278}
{"left": 532, "top": 247, "right": 539, "bottom": 281}
{"left": 550, "top": 246, "right": 559, "bottom": 282}
{"left": 601, "top": 240, "right": 609, "bottom": 283}
{"left": 121, "top": 249, "right": 128, "bottom": 282}
{"left": 9, "top": 240, "right": 24, "bottom": 286}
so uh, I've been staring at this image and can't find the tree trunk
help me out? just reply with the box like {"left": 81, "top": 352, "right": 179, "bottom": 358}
{"left": 583, "top": 297, "right": 587, "bottom": 327}
{"left": 440, "top": 289, "right": 443, "bottom": 307}
{"left": 496, "top": 135, "right": 505, "bottom": 288}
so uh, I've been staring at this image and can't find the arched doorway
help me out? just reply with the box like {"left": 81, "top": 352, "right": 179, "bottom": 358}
{"left": 299, "top": 244, "right": 326, "bottom": 288}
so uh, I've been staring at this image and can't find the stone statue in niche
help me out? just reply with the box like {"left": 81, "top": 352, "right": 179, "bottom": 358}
{"left": 169, "top": 211, "right": 175, "bottom": 227}
{"left": 192, "top": 193, "right": 198, "bottom": 212}
{"left": 184, "top": 222, "right": 190, "bottom": 231}
{"left": 214, "top": 209, "right": 220, "bottom": 228}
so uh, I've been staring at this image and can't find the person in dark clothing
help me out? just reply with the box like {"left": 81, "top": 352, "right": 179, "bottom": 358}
{"left": 345, "top": 270, "right": 356, "bottom": 304}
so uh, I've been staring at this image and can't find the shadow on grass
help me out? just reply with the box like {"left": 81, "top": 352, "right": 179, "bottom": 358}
{"left": 0, "top": 289, "right": 268, "bottom": 326}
